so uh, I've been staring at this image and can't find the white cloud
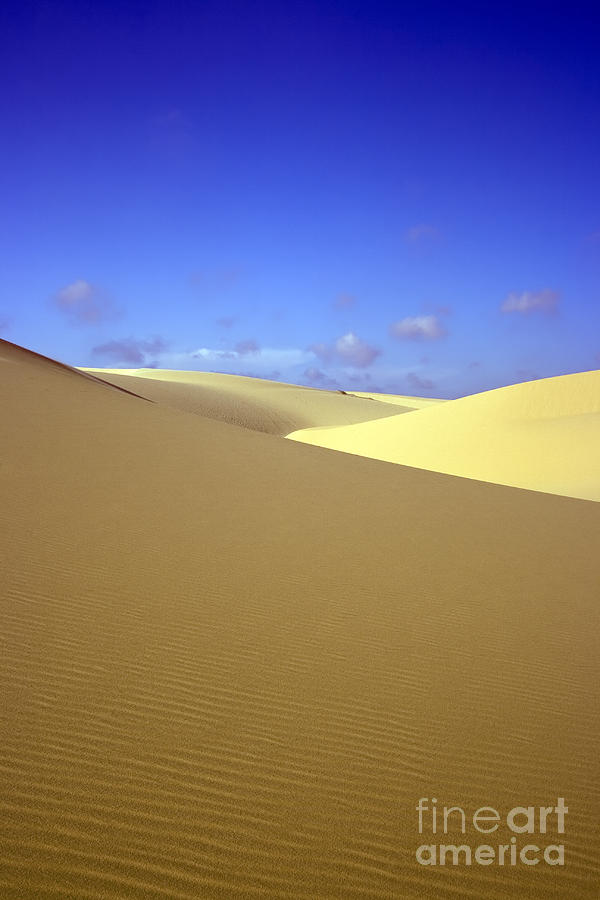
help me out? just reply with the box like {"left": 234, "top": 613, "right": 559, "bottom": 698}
{"left": 189, "top": 346, "right": 313, "bottom": 374}
{"left": 58, "top": 280, "right": 92, "bottom": 305}
{"left": 309, "top": 333, "right": 380, "bottom": 369}
{"left": 334, "top": 332, "right": 380, "bottom": 367}
{"left": 500, "top": 289, "right": 559, "bottom": 315}
{"left": 308, "top": 331, "right": 381, "bottom": 369}
{"left": 389, "top": 315, "right": 447, "bottom": 340}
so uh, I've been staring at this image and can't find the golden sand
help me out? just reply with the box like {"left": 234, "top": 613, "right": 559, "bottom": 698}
{"left": 1, "top": 339, "right": 599, "bottom": 898}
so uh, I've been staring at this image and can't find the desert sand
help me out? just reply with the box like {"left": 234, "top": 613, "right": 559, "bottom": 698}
{"left": 1, "top": 338, "right": 599, "bottom": 899}
{"left": 81, "top": 368, "right": 406, "bottom": 434}
{"left": 289, "top": 370, "right": 600, "bottom": 501}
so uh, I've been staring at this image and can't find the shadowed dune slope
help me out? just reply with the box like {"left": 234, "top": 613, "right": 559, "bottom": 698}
{"left": 1, "top": 338, "right": 600, "bottom": 899}
{"left": 82, "top": 367, "right": 406, "bottom": 434}
{"left": 289, "top": 369, "right": 600, "bottom": 500}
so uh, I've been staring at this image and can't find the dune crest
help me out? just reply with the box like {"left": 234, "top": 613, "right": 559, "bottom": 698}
{"left": 288, "top": 369, "right": 600, "bottom": 500}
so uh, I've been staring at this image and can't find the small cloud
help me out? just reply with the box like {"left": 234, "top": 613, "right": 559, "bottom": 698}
{"left": 193, "top": 348, "right": 237, "bottom": 360}
{"left": 92, "top": 336, "right": 168, "bottom": 365}
{"left": 0, "top": 315, "right": 11, "bottom": 332}
{"left": 406, "top": 372, "right": 435, "bottom": 392}
{"left": 335, "top": 332, "right": 381, "bottom": 368}
{"left": 309, "top": 333, "right": 380, "bottom": 368}
{"left": 389, "top": 315, "right": 447, "bottom": 341}
{"left": 405, "top": 224, "right": 439, "bottom": 243}
{"left": 587, "top": 230, "right": 600, "bottom": 243}
{"left": 500, "top": 289, "right": 559, "bottom": 315}
{"left": 333, "top": 293, "right": 356, "bottom": 310}
{"left": 54, "top": 280, "right": 118, "bottom": 325}
{"left": 234, "top": 338, "right": 260, "bottom": 355}
{"left": 216, "top": 315, "right": 236, "bottom": 328}
{"left": 191, "top": 346, "right": 308, "bottom": 370}
{"left": 468, "top": 360, "right": 482, "bottom": 369}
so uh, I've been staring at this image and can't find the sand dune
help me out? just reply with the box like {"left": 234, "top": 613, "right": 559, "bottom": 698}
{"left": 289, "top": 370, "right": 600, "bottom": 500}
{"left": 81, "top": 368, "right": 406, "bottom": 435}
{"left": 1, "top": 338, "right": 599, "bottom": 898}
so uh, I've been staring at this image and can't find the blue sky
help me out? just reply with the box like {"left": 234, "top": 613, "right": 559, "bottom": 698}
{"left": 1, "top": 0, "right": 599, "bottom": 397}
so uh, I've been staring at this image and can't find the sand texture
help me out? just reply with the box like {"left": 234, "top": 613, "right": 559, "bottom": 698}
{"left": 288, "top": 370, "right": 600, "bottom": 500}
{"left": 1, "top": 339, "right": 599, "bottom": 898}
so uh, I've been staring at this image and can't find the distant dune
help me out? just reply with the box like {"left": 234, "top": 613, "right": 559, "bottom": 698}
{"left": 2, "top": 338, "right": 599, "bottom": 899}
{"left": 81, "top": 367, "right": 406, "bottom": 434}
{"left": 289, "top": 370, "right": 600, "bottom": 500}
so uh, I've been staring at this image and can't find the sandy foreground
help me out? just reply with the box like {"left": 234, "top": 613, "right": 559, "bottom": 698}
{"left": 1, "top": 338, "right": 599, "bottom": 898}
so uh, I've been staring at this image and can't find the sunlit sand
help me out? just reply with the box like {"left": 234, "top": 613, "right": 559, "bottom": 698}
{"left": 288, "top": 370, "right": 600, "bottom": 500}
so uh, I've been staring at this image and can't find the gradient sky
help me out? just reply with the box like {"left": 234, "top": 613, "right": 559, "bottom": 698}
{"left": 1, "top": 0, "right": 599, "bottom": 397}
